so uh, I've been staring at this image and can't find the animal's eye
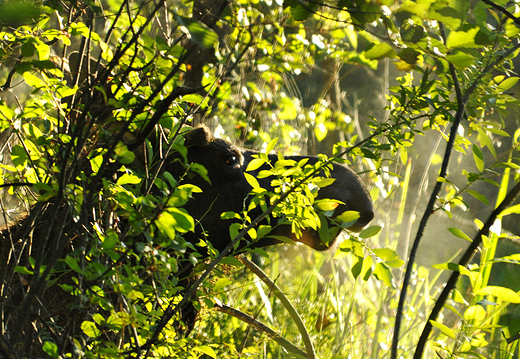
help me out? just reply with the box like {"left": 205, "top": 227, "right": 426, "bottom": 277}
{"left": 225, "top": 155, "right": 238, "bottom": 167}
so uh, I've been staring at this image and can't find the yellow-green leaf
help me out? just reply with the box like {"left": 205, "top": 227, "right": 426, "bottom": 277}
{"left": 500, "top": 204, "right": 520, "bottom": 217}
{"left": 496, "top": 77, "right": 519, "bottom": 93}
{"left": 446, "top": 52, "right": 475, "bottom": 69}
{"left": 429, "top": 320, "right": 456, "bottom": 339}
{"left": 81, "top": 321, "right": 101, "bottom": 338}
{"left": 246, "top": 158, "right": 266, "bottom": 172}
{"left": 476, "top": 286, "right": 520, "bottom": 303}
{"left": 364, "top": 42, "right": 396, "bottom": 60}
{"left": 448, "top": 227, "right": 472, "bottom": 242}
{"left": 336, "top": 210, "right": 360, "bottom": 223}
{"left": 244, "top": 172, "right": 260, "bottom": 189}
{"left": 446, "top": 27, "right": 479, "bottom": 49}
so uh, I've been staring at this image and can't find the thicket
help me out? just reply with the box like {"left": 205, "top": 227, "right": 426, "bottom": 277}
{"left": 1, "top": 0, "right": 520, "bottom": 358}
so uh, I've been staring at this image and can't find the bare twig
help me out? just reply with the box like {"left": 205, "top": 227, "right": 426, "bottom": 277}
{"left": 214, "top": 303, "right": 308, "bottom": 358}
{"left": 238, "top": 255, "right": 316, "bottom": 359}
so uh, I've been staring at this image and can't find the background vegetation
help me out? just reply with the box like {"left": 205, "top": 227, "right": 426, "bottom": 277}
{"left": 1, "top": 0, "right": 520, "bottom": 358}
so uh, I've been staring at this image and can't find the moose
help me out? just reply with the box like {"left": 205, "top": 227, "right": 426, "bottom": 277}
{"left": 0, "top": 125, "right": 373, "bottom": 357}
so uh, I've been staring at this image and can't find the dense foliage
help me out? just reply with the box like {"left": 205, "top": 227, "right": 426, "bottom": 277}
{"left": 1, "top": 0, "right": 520, "bottom": 358}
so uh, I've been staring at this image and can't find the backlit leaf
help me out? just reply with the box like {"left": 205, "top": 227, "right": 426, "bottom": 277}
{"left": 194, "top": 345, "right": 216, "bottom": 359}
{"left": 496, "top": 77, "right": 519, "bottom": 93}
{"left": 446, "top": 52, "right": 475, "bottom": 69}
{"left": 364, "top": 42, "right": 396, "bottom": 60}
{"left": 373, "top": 262, "right": 394, "bottom": 287}
{"left": 448, "top": 227, "right": 472, "bottom": 241}
{"left": 246, "top": 158, "right": 266, "bottom": 172}
{"left": 446, "top": 27, "right": 479, "bottom": 48}
{"left": 81, "top": 321, "right": 101, "bottom": 338}
{"left": 245, "top": 172, "right": 260, "bottom": 189}
{"left": 429, "top": 320, "right": 456, "bottom": 339}
{"left": 336, "top": 211, "right": 360, "bottom": 223}
{"left": 472, "top": 144, "right": 484, "bottom": 172}
{"left": 476, "top": 286, "right": 520, "bottom": 303}
{"left": 500, "top": 204, "right": 520, "bottom": 217}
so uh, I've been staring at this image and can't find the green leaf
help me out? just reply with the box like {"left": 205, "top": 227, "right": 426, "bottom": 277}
{"left": 429, "top": 320, "right": 457, "bottom": 339}
{"left": 500, "top": 204, "right": 520, "bottom": 217}
{"left": 194, "top": 345, "right": 217, "bottom": 359}
{"left": 364, "top": 42, "right": 396, "bottom": 60}
{"left": 34, "top": 40, "right": 50, "bottom": 61}
{"left": 433, "top": 262, "right": 475, "bottom": 279}
{"left": 81, "top": 321, "right": 101, "bottom": 338}
{"left": 373, "top": 262, "right": 394, "bottom": 287}
{"left": 336, "top": 211, "right": 360, "bottom": 223}
{"left": 476, "top": 286, "right": 520, "bottom": 303}
{"left": 114, "top": 142, "right": 135, "bottom": 164}
{"left": 42, "top": 341, "right": 59, "bottom": 359}
{"left": 167, "top": 207, "right": 195, "bottom": 233}
{"left": 448, "top": 227, "right": 472, "bottom": 242}
{"left": 176, "top": 16, "right": 219, "bottom": 48}
{"left": 0, "top": 0, "right": 42, "bottom": 26}
{"left": 155, "top": 212, "right": 177, "bottom": 239}
{"left": 221, "top": 211, "right": 240, "bottom": 220}
{"left": 314, "top": 177, "right": 336, "bottom": 188}
{"left": 244, "top": 172, "right": 260, "bottom": 189}
{"left": 445, "top": 52, "right": 475, "bottom": 69}
{"left": 314, "top": 199, "right": 340, "bottom": 211}
{"left": 266, "top": 138, "right": 278, "bottom": 153}
{"left": 117, "top": 173, "right": 141, "bottom": 185}
{"left": 464, "top": 305, "right": 486, "bottom": 321}
{"left": 476, "top": 127, "right": 496, "bottom": 159}
{"left": 359, "top": 225, "right": 381, "bottom": 238}
{"left": 472, "top": 144, "right": 484, "bottom": 172}
{"left": 190, "top": 163, "right": 211, "bottom": 184}
{"left": 315, "top": 123, "right": 327, "bottom": 142}
{"left": 496, "top": 77, "right": 519, "bottom": 93}
{"left": 246, "top": 158, "right": 266, "bottom": 172}
{"left": 90, "top": 154, "right": 104, "bottom": 175}
{"left": 429, "top": 5, "right": 463, "bottom": 29}
{"left": 373, "top": 248, "right": 400, "bottom": 262}
{"left": 467, "top": 190, "right": 489, "bottom": 205}
{"left": 23, "top": 72, "right": 47, "bottom": 88}
{"left": 14, "top": 266, "right": 33, "bottom": 275}
{"left": 278, "top": 96, "right": 297, "bottom": 120}
{"left": 398, "top": 48, "right": 421, "bottom": 64}
{"left": 446, "top": 27, "right": 479, "bottom": 48}
{"left": 11, "top": 145, "right": 28, "bottom": 168}
{"left": 65, "top": 256, "right": 82, "bottom": 273}
{"left": 213, "top": 278, "right": 233, "bottom": 291}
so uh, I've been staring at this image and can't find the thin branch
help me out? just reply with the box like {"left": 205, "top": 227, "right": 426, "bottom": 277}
{"left": 481, "top": 0, "right": 520, "bottom": 26}
{"left": 391, "top": 27, "right": 520, "bottom": 359}
{"left": 390, "top": 24, "right": 470, "bottom": 359}
{"left": 238, "top": 255, "right": 316, "bottom": 359}
{"left": 0, "top": 182, "right": 34, "bottom": 189}
{"left": 413, "top": 180, "right": 520, "bottom": 359}
{"left": 214, "top": 303, "right": 308, "bottom": 358}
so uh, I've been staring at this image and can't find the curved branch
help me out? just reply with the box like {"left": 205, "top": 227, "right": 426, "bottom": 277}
{"left": 214, "top": 302, "right": 308, "bottom": 358}
{"left": 238, "top": 255, "right": 316, "bottom": 359}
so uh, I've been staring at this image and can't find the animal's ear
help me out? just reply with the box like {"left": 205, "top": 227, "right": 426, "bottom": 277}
{"left": 184, "top": 126, "right": 210, "bottom": 147}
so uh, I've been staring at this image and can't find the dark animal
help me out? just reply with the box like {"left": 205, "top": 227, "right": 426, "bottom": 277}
{"left": 178, "top": 126, "right": 374, "bottom": 252}
{"left": 0, "top": 126, "right": 373, "bottom": 357}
